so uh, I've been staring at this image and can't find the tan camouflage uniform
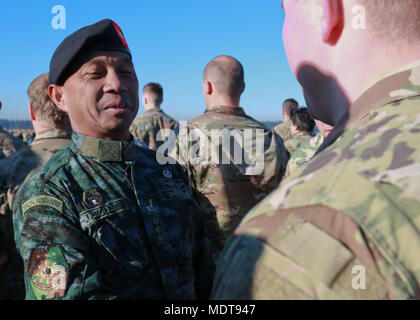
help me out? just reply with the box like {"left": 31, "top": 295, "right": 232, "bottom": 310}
{"left": 0, "top": 127, "right": 27, "bottom": 159}
{"left": 130, "top": 108, "right": 179, "bottom": 150}
{"left": 285, "top": 132, "right": 324, "bottom": 176}
{"left": 283, "top": 131, "right": 314, "bottom": 155}
{"left": 171, "top": 105, "right": 289, "bottom": 260}
{"left": 0, "top": 129, "right": 71, "bottom": 299}
{"left": 212, "top": 62, "right": 420, "bottom": 300}
{"left": 273, "top": 119, "right": 292, "bottom": 143}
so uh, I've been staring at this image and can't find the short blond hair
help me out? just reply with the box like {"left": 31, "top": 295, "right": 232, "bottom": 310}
{"left": 27, "top": 73, "right": 69, "bottom": 127}
{"left": 359, "top": 0, "right": 420, "bottom": 42}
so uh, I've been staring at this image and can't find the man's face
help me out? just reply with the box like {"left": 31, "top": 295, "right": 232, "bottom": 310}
{"left": 60, "top": 50, "right": 139, "bottom": 140}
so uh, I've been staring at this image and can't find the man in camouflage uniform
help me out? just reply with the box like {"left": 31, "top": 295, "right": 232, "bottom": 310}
{"left": 212, "top": 0, "right": 420, "bottom": 299}
{"left": 286, "top": 119, "right": 334, "bottom": 176}
{"left": 130, "top": 82, "right": 179, "bottom": 150}
{"left": 283, "top": 107, "right": 315, "bottom": 155}
{"left": 12, "top": 19, "right": 214, "bottom": 300}
{"left": 169, "top": 55, "right": 289, "bottom": 260}
{"left": 273, "top": 98, "right": 298, "bottom": 143}
{"left": 0, "top": 73, "right": 72, "bottom": 299}
{"left": 0, "top": 101, "right": 27, "bottom": 159}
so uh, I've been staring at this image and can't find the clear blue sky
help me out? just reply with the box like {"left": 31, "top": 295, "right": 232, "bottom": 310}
{"left": 0, "top": 0, "right": 305, "bottom": 122}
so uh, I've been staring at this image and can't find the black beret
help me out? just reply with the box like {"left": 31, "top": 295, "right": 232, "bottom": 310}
{"left": 48, "top": 19, "right": 132, "bottom": 85}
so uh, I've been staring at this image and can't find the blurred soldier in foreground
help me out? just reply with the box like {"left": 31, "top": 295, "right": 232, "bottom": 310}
{"left": 283, "top": 107, "right": 315, "bottom": 154}
{"left": 285, "top": 119, "right": 334, "bottom": 176}
{"left": 213, "top": 0, "right": 420, "bottom": 299}
{"left": 0, "top": 101, "right": 27, "bottom": 159}
{"left": 170, "top": 55, "right": 289, "bottom": 260}
{"left": 13, "top": 19, "right": 214, "bottom": 300}
{"left": 130, "top": 82, "right": 178, "bottom": 150}
{"left": 0, "top": 72, "right": 71, "bottom": 299}
{"left": 273, "top": 98, "right": 298, "bottom": 143}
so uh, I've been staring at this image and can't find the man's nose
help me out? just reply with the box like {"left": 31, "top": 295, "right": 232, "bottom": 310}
{"left": 103, "top": 69, "right": 128, "bottom": 93}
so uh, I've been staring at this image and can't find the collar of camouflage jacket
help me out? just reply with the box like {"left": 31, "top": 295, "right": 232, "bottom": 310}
{"left": 34, "top": 129, "right": 72, "bottom": 142}
{"left": 318, "top": 60, "right": 420, "bottom": 154}
{"left": 72, "top": 131, "right": 137, "bottom": 162}
{"left": 205, "top": 105, "right": 246, "bottom": 116}
{"left": 145, "top": 107, "right": 164, "bottom": 114}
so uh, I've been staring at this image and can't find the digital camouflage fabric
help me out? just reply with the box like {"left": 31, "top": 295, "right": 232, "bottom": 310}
{"left": 13, "top": 131, "right": 214, "bottom": 300}
{"left": 130, "top": 108, "right": 179, "bottom": 150}
{"left": 285, "top": 132, "right": 324, "bottom": 177}
{"left": 0, "top": 127, "right": 27, "bottom": 159}
{"left": 170, "top": 105, "right": 289, "bottom": 260}
{"left": 212, "top": 62, "right": 420, "bottom": 300}
{"left": 283, "top": 131, "right": 314, "bottom": 155}
{"left": 0, "top": 129, "right": 71, "bottom": 299}
{"left": 273, "top": 119, "right": 292, "bottom": 143}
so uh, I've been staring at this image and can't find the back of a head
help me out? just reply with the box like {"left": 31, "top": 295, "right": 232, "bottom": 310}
{"left": 143, "top": 82, "right": 163, "bottom": 106}
{"left": 359, "top": 0, "right": 420, "bottom": 43}
{"left": 27, "top": 73, "right": 70, "bottom": 128}
{"left": 203, "top": 55, "right": 245, "bottom": 99}
{"left": 290, "top": 108, "right": 315, "bottom": 133}
{"left": 282, "top": 98, "right": 298, "bottom": 117}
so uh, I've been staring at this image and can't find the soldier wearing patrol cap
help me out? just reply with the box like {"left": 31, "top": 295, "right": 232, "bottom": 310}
{"left": 12, "top": 19, "right": 214, "bottom": 300}
{"left": 213, "top": 0, "right": 420, "bottom": 299}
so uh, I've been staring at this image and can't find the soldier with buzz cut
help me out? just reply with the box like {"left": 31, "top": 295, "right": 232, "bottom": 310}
{"left": 170, "top": 55, "right": 289, "bottom": 261}
{"left": 0, "top": 72, "right": 72, "bottom": 299}
{"left": 0, "top": 101, "right": 27, "bottom": 159}
{"left": 130, "top": 82, "right": 179, "bottom": 150}
{"left": 273, "top": 98, "right": 299, "bottom": 143}
{"left": 12, "top": 19, "right": 214, "bottom": 300}
{"left": 212, "top": 0, "right": 420, "bottom": 300}
{"left": 283, "top": 107, "right": 315, "bottom": 155}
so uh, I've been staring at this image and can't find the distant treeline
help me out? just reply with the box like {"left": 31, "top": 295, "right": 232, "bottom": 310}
{"left": 0, "top": 119, "right": 280, "bottom": 130}
{"left": 0, "top": 119, "right": 33, "bottom": 129}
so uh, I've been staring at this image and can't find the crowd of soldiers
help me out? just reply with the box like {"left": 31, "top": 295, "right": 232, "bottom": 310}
{"left": 1, "top": 0, "right": 420, "bottom": 300}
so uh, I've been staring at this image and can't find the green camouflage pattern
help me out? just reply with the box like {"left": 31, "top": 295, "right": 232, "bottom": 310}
{"left": 285, "top": 132, "right": 324, "bottom": 177}
{"left": 170, "top": 105, "right": 289, "bottom": 260}
{"left": 0, "top": 129, "right": 71, "bottom": 299}
{"left": 0, "top": 126, "right": 27, "bottom": 159}
{"left": 283, "top": 131, "right": 314, "bottom": 155}
{"left": 212, "top": 62, "right": 420, "bottom": 300}
{"left": 130, "top": 108, "right": 179, "bottom": 150}
{"left": 273, "top": 119, "right": 292, "bottom": 143}
{"left": 13, "top": 131, "right": 214, "bottom": 300}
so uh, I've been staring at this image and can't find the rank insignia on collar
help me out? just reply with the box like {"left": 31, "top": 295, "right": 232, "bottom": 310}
{"left": 83, "top": 188, "right": 103, "bottom": 208}
{"left": 162, "top": 169, "right": 173, "bottom": 179}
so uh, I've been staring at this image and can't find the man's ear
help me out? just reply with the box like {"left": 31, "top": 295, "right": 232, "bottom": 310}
{"left": 48, "top": 84, "right": 68, "bottom": 112}
{"left": 203, "top": 80, "right": 213, "bottom": 96}
{"left": 142, "top": 95, "right": 148, "bottom": 106}
{"left": 320, "top": 0, "right": 344, "bottom": 45}
{"left": 28, "top": 102, "right": 36, "bottom": 121}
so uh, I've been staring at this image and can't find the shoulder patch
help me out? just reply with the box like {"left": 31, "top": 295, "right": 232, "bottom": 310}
{"left": 22, "top": 195, "right": 63, "bottom": 215}
{"left": 28, "top": 246, "right": 68, "bottom": 300}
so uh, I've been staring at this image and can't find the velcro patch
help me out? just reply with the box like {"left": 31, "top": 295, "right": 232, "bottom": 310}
{"left": 22, "top": 196, "right": 63, "bottom": 215}
{"left": 271, "top": 215, "right": 354, "bottom": 287}
{"left": 79, "top": 198, "right": 128, "bottom": 229}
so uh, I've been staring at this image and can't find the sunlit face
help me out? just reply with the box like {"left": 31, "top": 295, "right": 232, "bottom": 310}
{"left": 60, "top": 50, "right": 139, "bottom": 140}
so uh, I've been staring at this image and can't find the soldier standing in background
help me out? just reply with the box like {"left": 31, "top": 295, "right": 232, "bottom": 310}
{"left": 213, "top": 0, "right": 420, "bottom": 299}
{"left": 285, "top": 119, "right": 334, "bottom": 177}
{"left": 273, "top": 98, "right": 298, "bottom": 143}
{"left": 170, "top": 55, "right": 289, "bottom": 260}
{"left": 0, "top": 72, "right": 72, "bottom": 299}
{"left": 130, "top": 83, "right": 178, "bottom": 150}
{"left": 13, "top": 19, "right": 214, "bottom": 300}
{"left": 0, "top": 101, "right": 27, "bottom": 159}
{"left": 283, "top": 107, "right": 315, "bottom": 155}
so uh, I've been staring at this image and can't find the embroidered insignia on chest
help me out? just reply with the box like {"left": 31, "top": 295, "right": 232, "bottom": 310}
{"left": 83, "top": 188, "right": 103, "bottom": 208}
{"left": 162, "top": 168, "right": 173, "bottom": 178}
